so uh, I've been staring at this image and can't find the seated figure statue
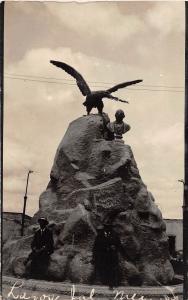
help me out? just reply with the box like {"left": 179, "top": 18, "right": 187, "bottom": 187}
{"left": 107, "top": 109, "right": 131, "bottom": 140}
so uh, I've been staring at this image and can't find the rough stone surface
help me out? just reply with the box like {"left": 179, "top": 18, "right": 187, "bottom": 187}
{"left": 47, "top": 254, "right": 68, "bottom": 281}
{"left": 3, "top": 114, "right": 174, "bottom": 285}
{"left": 12, "top": 256, "right": 28, "bottom": 277}
{"left": 120, "top": 259, "right": 141, "bottom": 286}
{"left": 68, "top": 252, "right": 94, "bottom": 283}
{"left": 142, "top": 260, "right": 175, "bottom": 286}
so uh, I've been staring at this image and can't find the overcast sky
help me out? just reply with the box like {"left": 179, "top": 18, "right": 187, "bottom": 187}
{"left": 4, "top": 1, "right": 185, "bottom": 218}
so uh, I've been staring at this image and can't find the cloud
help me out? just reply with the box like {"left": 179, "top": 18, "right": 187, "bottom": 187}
{"left": 3, "top": 138, "right": 35, "bottom": 178}
{"left": 143, "top": 122, "right": 183, "bottom": 149}
{"left": 146, "top": 2, "right": 184, "bottom": 36}
{"left": 46, "top": 2, "right": 145, "bottom": 45}
{"left": 5, "top": 1, "right": 185, "bottom": 74}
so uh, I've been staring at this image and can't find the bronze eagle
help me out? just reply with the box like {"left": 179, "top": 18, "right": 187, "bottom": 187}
{"left": 50, "top": 60, "right": 143, "bottom": 115}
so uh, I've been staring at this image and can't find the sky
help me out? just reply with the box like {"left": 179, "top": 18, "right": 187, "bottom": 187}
{"left": 4, "top": 1, "right": 185, "bottom": 218}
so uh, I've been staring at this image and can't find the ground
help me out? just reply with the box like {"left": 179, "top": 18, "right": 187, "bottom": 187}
{"left": 2, "top": 276, "right": 183, "bottom": 300}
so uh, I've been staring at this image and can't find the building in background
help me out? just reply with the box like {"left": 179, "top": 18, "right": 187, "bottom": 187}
{"left": 165, "top": 219, "right": 183, "bottom": 256}
{"left": 3, "top": 212, "right": 31, "bottom": 245}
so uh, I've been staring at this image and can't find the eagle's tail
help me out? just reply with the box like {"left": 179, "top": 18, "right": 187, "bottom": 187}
{"left": 118, "top": 99, "right": 129, "bottom": 104}
{"left": 107, "top": 94, "right": 129, "bottom": 104}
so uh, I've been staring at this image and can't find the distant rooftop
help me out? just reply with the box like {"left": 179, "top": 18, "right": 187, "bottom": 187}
{"left": 164, "top": 218, "right": 182, "bottom": 221}
{"left": 3, "top": 211, "right": 31, "bottom": 219}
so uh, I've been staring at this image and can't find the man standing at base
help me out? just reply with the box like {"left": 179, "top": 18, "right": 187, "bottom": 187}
{"left": 26, "top": 217, "right": 54, "bottom": 279}
{"left": 92, "top": 224, "right": 123, "bottom": 289}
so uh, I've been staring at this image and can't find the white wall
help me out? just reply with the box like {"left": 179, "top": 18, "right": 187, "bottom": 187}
{"left": 165, "top": 219, "right": 183, "bottom": 251}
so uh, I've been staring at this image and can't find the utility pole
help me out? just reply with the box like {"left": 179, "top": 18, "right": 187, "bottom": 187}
{"left": 21, "top": 170, "right": 33, "bottom": 236}
{"left": 184, "top": 3, "right": 188, "bottom": 300}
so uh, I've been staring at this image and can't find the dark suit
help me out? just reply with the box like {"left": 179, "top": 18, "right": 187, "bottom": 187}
{"left": 31, "top": 228, "right": 54, "bottom": 254}
{"left": 92, "top": 230, "right": 123, "bottom": 287}
{"left": 29, "top": 227, "right": 54, "bottom": 278}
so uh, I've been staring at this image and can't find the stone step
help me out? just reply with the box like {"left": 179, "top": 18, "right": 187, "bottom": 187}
{"left": 2, "top": 276, "right": 183, "bottom": 300}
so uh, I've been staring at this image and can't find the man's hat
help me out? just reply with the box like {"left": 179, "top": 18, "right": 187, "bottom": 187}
{"left": 38, "top": 217, "right": 49, "bottom": 225}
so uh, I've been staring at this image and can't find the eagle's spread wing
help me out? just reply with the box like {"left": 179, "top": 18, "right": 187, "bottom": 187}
{"left": 50, "top": 60, "right": 91, "bottom": 96}
{"left": 107, "top": 79, "right": 143, "bottom": 93}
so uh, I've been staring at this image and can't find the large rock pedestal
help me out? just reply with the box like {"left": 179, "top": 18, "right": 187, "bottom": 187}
{"left": 3, "top": 114, "right": 174, "bottom": 286}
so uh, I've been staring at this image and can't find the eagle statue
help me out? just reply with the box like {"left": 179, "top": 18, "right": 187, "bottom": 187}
{"left": 50, "top": 60, "right": 143, "bottom": 115}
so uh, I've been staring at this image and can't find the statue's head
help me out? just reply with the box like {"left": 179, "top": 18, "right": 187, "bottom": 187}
{"left": 115, "top": 109, "right": 125, "bottom": 122}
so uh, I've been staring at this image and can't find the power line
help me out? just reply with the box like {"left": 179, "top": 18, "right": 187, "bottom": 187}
{"left": 5, "top": 75, "right": 79, "bottom": 86}
{"left": 5, "top": 72, "right": 184, "bottom": 89}
{"left": 5, "top": 75, "right": 184, "bottom": 93}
